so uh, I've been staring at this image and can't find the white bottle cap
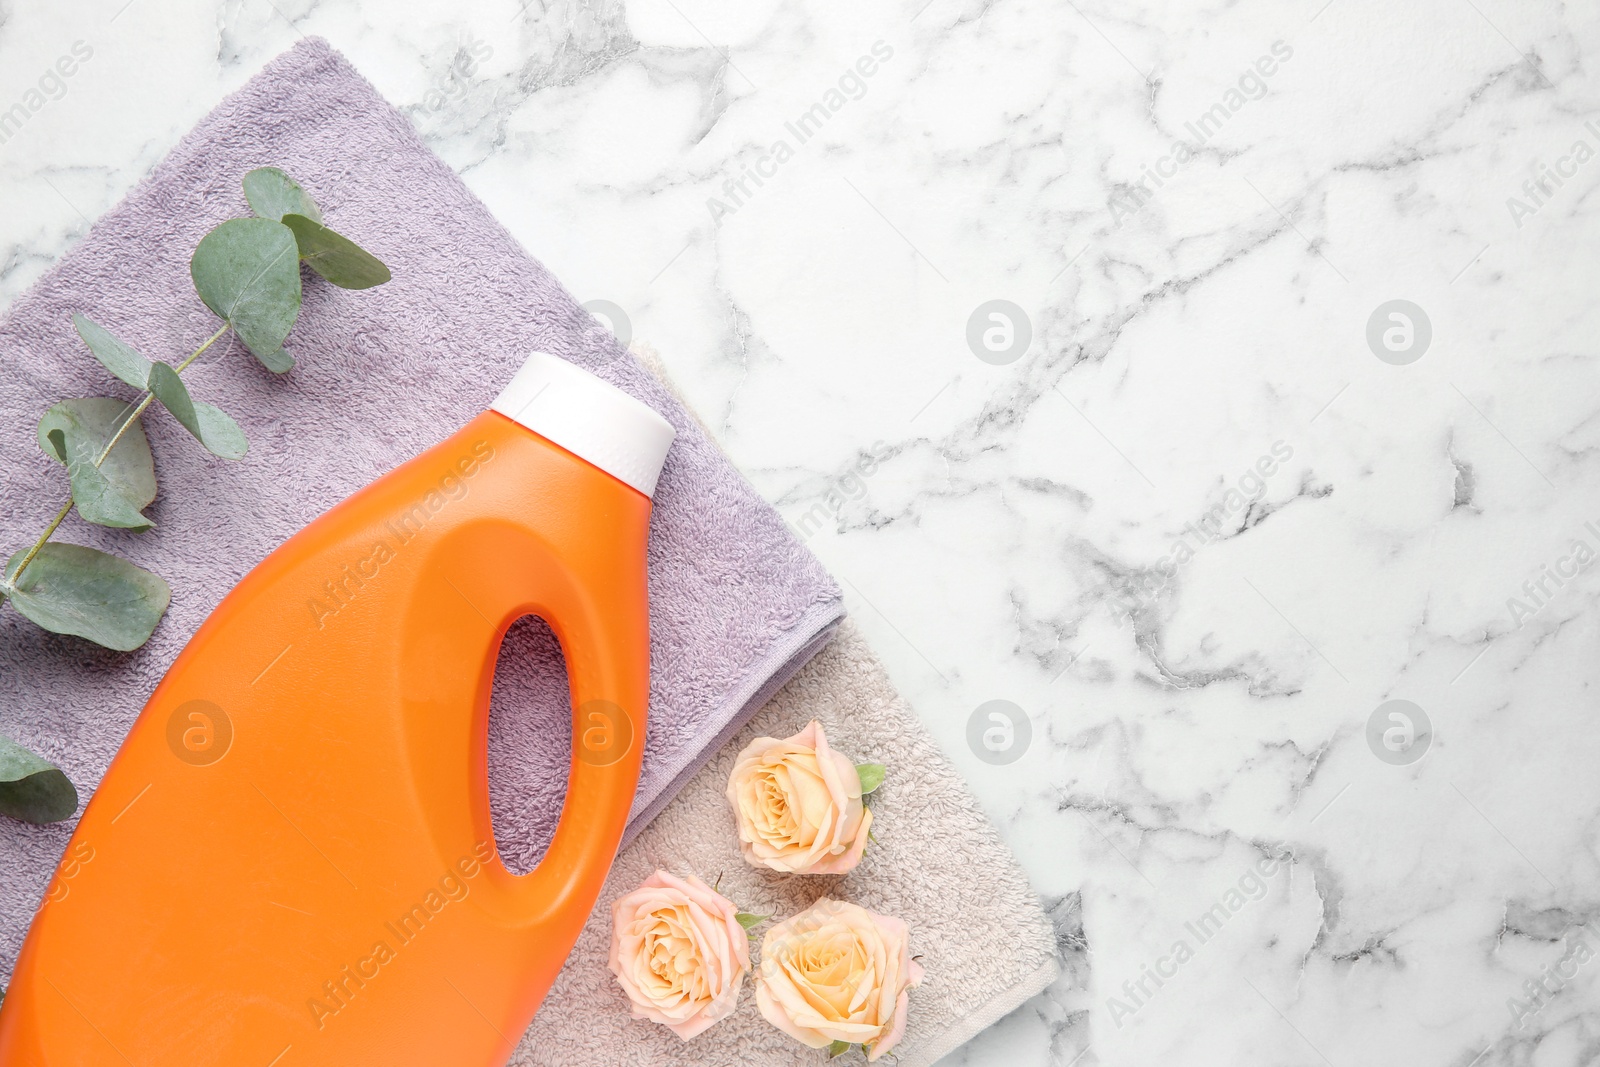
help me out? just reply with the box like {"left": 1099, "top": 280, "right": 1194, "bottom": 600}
{"left": 491, "top": 352, "right": 676, "bottom": 498}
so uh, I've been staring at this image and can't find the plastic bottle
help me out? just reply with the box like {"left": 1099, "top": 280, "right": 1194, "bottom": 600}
{"left": 0, "top": 352, "right": 675, "bottom": 1065}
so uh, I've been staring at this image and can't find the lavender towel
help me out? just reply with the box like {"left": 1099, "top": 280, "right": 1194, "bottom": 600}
{"left": 0, "top": 37, "right": 842, "bottom": 981}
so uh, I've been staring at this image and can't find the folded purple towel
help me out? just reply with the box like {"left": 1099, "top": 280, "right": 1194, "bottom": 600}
{"left": 0, "top": 38, "right": 841, "bottom": 980}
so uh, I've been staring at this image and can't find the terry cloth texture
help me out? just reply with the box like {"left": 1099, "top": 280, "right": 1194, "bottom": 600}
{"left": 517, "top": 618, "right": 1062, "bottom": 1067}
{"left": 0, "top": 37, "right": 841, "bottom": 981}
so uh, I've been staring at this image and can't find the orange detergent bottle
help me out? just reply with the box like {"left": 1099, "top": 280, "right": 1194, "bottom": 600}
{"left": 0, "top": 353, "right": 676, "bottom": 1066}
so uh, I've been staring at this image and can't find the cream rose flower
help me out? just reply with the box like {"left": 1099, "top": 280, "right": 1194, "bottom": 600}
{"left": 755, "top": 898, "right": 924, "bottom": 1061}
{"left": 608, "top": 870, "right": 751, "bottom": 1040}
{"left": 726, "top": 720, "right": 874, "bottom": 875}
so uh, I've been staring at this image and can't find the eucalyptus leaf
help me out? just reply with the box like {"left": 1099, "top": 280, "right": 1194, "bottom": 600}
{"left": 4, "top": 543, "right": 170, "bottom": 651}
{"left": 72, "top": 314, "right": 151, "bottom": 390}
{"left": 48, "top": 425, "right": 151, "bottom": 531}
{"left": 147, "top": 363, "right": 248, "bottom": 460}
{"left": 37, "top": 399, "right": 156, "bottom": 510}
{"left": 0, "top": 733, "right": 78, "bottom": 824}
{"left": 254, "top": 345, "right": 295, "bottom": 373}
{"left": 734, "top": 912, "right": 769, "bottom": 931}
{"left": 45, "top": 418, "right": 153, "bottom": 531}
{"left": 855, "top": 762, "right": 886, "bottom": 795}
{"left": 281, "top": 214, "right": 392, "bottom": 290}
{"left": 190, "top": 217, "right": 303, "bottom": 371}
{"left": 242, "top": 167, "right": 323, "bottom": 225}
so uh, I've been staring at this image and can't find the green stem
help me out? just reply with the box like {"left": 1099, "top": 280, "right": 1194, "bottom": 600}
{"left": 178, "top": 322, "right": 229, "bottom": 372}
{"left": 6, "top": 322, "right": 232, "bottom": 591}
{"left": 93, "top": 394, "right": 156, "bottom": 467}
{"left": 7, "top": 500, "right": 72, "bottom": 584}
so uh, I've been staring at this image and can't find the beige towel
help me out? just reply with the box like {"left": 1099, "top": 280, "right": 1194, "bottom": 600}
{"left": 514, "top": 617, "right": 1061, "bottom": 1065}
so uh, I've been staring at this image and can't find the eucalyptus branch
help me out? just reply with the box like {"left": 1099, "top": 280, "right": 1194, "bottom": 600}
{"left": 1, "top": 167, "right": 392, "bottom": 825}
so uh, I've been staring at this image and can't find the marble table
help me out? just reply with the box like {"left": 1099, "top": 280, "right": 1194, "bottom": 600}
{"left": 3, "top": 1, "right": 1597, "bottom": 1064}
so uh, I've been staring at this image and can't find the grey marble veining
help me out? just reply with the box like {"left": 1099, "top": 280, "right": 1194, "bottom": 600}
{"left": 2, "top": 1, "right": 1598, "bottom": 1064}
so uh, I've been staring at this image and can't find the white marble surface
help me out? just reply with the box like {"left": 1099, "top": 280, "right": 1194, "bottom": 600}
{"left": 4, "top": 0, "right": 1600, "bottom": 1064}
